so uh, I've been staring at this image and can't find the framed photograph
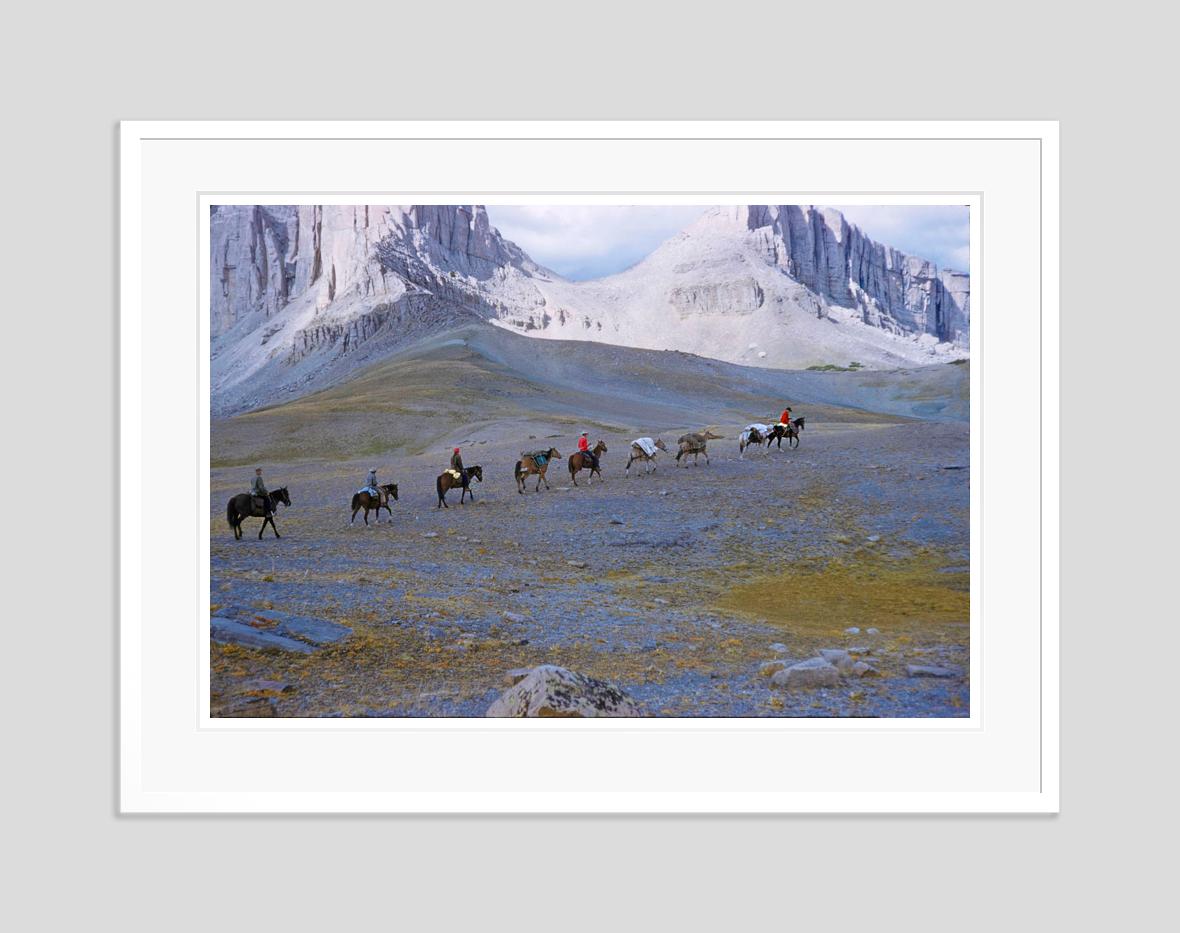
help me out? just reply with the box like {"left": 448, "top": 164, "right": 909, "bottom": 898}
{"left": 120, "top": 120, "right": 1058, "bottom": 812}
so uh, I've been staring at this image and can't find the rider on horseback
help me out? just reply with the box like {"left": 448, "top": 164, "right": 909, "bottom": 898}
{"left": 577, "top": 431, "right": 599, "bottom": 471}
{"left": 361, "top": 468, "right": 379, "bottom": 497}
{"left": 780, "top": 406, "right": 792, "bottom": 427}
{"left": 250, "top": 468, "right": 269, "bottom": 513}
{"left": 450, "top": 447, "right": 466, "bottom": 483}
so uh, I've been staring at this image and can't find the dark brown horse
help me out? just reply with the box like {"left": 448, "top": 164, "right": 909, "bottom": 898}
{"left": 768, "top": 417, "right": 806, "bottom": 449}
{"left": 436, "top": 465, "right": 482, "bottom": 508}
{"left": 514, "top": 448, "right": 561, "bottom": 493}
{"left": 568, "top": 440, "right": 607, "bottom": 486}
{"left": 226, "top": 487, "right": 290, "bottom": 540}
{"left": 350, "top": 482, "right": 399, "bottom": 525}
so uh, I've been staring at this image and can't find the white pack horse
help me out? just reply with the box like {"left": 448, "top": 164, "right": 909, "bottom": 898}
{"left": 625, "top": 437, "right": 667, "bottom": 476}
{"left": 738, "top": 423, "right": 771, "bottom": 458}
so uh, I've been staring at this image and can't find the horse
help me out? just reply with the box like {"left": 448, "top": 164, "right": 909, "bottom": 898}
{"left": 226, "top": 487, "right": 291, "bottom": 540}
{"left": 514, "top": 447, "right": 561, "bottom": 493}
{"left": 738, "top": 425, "right": 770, "bottom": 458}
{"left": 350, "top": 482, "right": 399, "bottom": 525}
{"left": 568, "top": 440, "right": 607, "bottom": 486}
{"left": 436, "top": 465, "right": 482, "bottom": 508}
{"left": 675, "top": 428, "right": 722, "bottom": 467}
{"left": 768, "top": 417, "right": 806, "bottom": 449}
{"left": 624, "top": 438, "right": 667, "bottom": 476}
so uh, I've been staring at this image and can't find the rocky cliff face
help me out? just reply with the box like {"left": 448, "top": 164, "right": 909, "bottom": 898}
{"left": 210, "top": 203, "right": 969, "bottom": 414}
{"left": 729, "top": 205, "right": 968, "bottom": 345}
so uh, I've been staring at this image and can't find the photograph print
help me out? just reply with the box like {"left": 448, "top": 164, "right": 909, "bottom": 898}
{"left": 210, "top": 202, "right": 971, "bottom": 718}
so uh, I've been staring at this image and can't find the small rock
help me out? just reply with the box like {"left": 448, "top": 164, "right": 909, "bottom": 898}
{"left": 850, "top": 661, "right": 880, "bottom": 678}
{"left": 759, "top": 659, "right": 789, "bottom": 678}
{"left": 609, "top": 517, "right": 625, "bottom": 525}
{"left": 215, "top": 696, "right": 276, "bottom": 718}
{"left": 844, "top": 626, "right": 861, "bottom": 635}
{"left": 770, "top": 657, "right": 840, "bottom": 689}
{"left": 566, "top": 560, "right": 588, "bottom": 569}
{"left": 769, "top": 642, "right": 789, "bottom": 654}
{"left": 819, "top": 648, "right": 851, "bottom": 665}
{"left": 241, "top": 679, "right": 292, "bottom": 696}
{"left": 866, "top": 627, "right": 880, "bottom": 636}
{"left": 847, "top": 645, "right": 871, "bottom": 656}
{"left": 503, "top": 611, "right": 525, "bottom": 624}
{"left": 906, "top": 664, "right": 958, "bottom": 678}
{"left": 653, "top": 598, "right": 669, "bottom": 605}
{"left": 659, "top": 490, "right": 669, "bottom": 496}
{"left": 424, "top": 532, "right": 439, "bottom": 538}
{"left": 866, "top": 535, "right": 880, "bottom": 543}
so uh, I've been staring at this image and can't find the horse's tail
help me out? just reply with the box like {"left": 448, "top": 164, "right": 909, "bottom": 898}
{"left": 350, "top": 493, "right": 360, "bottom": 510}
{"left": 226, "top": 498, "right": 237, "bottom": 529}
{"left": 514, "top": 460, "right": 522, "bottom": 480}
{"left": 436, "top": 475, "right": 444, "bottom": 497}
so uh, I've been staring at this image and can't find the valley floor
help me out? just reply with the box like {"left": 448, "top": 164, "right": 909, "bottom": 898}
{"left": 210, "top": 418, "right": 969, "bottom": 718}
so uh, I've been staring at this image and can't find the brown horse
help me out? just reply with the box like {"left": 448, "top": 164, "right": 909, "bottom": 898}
{"left": 768, "top": 417, "right": 806, "bottom": 449}
{"left": 436, "top": 465, "right": 482, "bottom": 508}
{"left": 350, "top": 482, "right": 399, "bottom": 525}
{"left": 675, "top": 429, "right": 722, "bottom": 467}
{"left": 624, "top": 438, "right": 667, "bottom": 476}
{"left": 226, "top": 487, "right": 291, "bottom": 540}
{"left": 514, "top": 447, "right": 561, "bottom": 493}
{"left": 568, "top": 440, "right": 607, "bottom": 486}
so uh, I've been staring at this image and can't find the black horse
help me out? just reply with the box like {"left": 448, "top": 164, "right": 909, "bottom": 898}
{"left": 226, "top": 487, "right": 291, "bottom": 540}
{"left": 436, "top": 465, "right": 483, "bottom": 508}
{"left": 769, "top": 417, "right": 806, "bottom": 449}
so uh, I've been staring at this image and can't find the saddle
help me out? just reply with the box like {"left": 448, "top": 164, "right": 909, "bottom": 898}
{"left": 251, "top": 496, "right": 269, "bottom": 513}
{"left": 357, "top": 485, "right": 379, "bottom": 497}
{"left": 445, "top": 468, "right": 464, "bottom": 481}
{"left": 521, "top": 450, "right": 549, "bottom": 467}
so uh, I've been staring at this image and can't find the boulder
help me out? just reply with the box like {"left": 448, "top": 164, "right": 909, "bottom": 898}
{"left": 769, "top": 642, "right": 789, "bottom": 654}
{"left": 245, "top": 609, "right": 352, "bottom": 646}
{"left": 819, "top": 648, "right": 851, "bottom": 665}
{"left": 770, "top": 657, "right": 840, "bottom": 689}
{"left": 210, "top": 618, "right": 315, "bottom": 654}
{"left": 501, "top": 668, "right": 533, "bottom": 687}
{"left": 906, "top": 664, "right": 958, "bottom": 678}
{"left": 850, "top": 661, "right": 880, "bottom": 678}
{"left": 486, "top": 665, "right": 644, "bottom": 717}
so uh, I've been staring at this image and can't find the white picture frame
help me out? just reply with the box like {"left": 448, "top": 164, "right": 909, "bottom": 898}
{"left": 120, "top": 120, "right": 1058, "bottom": 812}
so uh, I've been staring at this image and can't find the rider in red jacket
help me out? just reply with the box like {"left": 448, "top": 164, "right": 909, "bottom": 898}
{"left": 578, "top": 431, "right": 598, "bottom": 470}
{"left": 780, "top": 407, "right": 792, "bottom": 426}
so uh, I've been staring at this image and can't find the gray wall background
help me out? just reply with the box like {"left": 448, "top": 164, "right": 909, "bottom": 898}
{"left": 3, "top": 1, "right": 1168, "bottom": 928}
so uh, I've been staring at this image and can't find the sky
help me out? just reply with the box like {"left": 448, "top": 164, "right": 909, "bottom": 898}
{"left": 486, "top": 205, "right": 969, "bottom": 280}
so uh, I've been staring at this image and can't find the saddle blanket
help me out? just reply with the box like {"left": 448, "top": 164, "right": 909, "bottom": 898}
{"left": 745, "top": 423, "right": 771, "bottom": 435}
{"left": 445, "top": 469, "right": 463, "bottom": 481}
{"left": 357, "top": 485, "right": 379, "bottom": 496}
{"left": 521, "top": 451, "right": 548, "bottom": 466}
{"left": 633, "top": 437, "right": 658, "bottom": 457}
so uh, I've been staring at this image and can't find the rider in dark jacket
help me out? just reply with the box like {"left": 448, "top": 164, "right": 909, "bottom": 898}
{"left": 450, "top": 447, "right": 465, "bottom": 481}
{"left": 250, "top": 468, "right": 269, "bottom": 512}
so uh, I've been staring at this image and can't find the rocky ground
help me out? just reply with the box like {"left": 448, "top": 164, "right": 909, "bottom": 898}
{"left": 210, "top": 415, "right": 969, "bottom": 718}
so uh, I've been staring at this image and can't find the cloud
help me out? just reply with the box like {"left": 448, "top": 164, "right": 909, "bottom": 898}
{"left": 488, "top": 206, "right": 706, "bottom": 280}
{"left": 487, "top": 204, "right": 970, "bottom": 280}
{"left": 832, "top": 206, "right": 970, "bottom": 272}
